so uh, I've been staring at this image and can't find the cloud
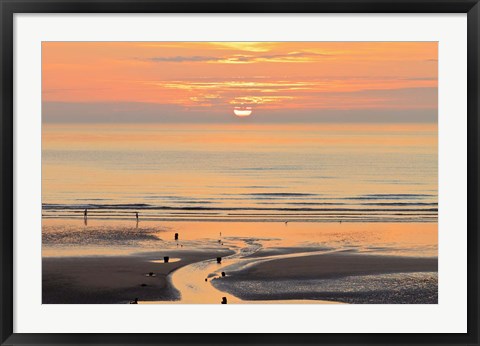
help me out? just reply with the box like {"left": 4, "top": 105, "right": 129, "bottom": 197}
{"left": 209, "top": 42, "right": 275, "bottom": 52}
{"left": 258, "top": 51, "right": 330, "bottom": 60}
{"left": 145, "top": 51, "right": 332, "bottom": 64}
{"left": 148, "top": 56, "right": 223, "bottom": 62}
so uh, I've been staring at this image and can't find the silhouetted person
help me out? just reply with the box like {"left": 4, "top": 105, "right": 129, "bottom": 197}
{"left": 285, "top": 221, "right": 288, "bottom": 226}
{"left": 216, "top": 257, "right": 222, "bottom": 264}
{"left": 164, "top": 256, "right": 169, "bottom": 263}
{"left": 221, "top": 272, "right": 226, "bottom": 277}
{"left": 84, "top": 208, "right": 88, "bottom": 219}
{"left": 174, "top": 233, "right": 179, "bottom": 241}
{"left": 135, "top": 211, "right": 139, "bottom": 222}
{"left": 221, "top": 297, "right": 227, "bottom": 304}
{"left": 130, "top": 298, "right": 138, "bottom": 304}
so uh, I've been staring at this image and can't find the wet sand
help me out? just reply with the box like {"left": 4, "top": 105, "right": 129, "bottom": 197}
{"left": 223, "top": 252, "right": 437, "bottom": 280}
{"left": 212, "top": 252, "right": 438, "bottom": 304}
{"left": 42, "top": 219, "right": 438, "bottom": 304}
{"left": 42, "top": 249, "right": 233, "bottom": 304}
{"left": 43, "top": 248, "right": 437, "bottom": 304}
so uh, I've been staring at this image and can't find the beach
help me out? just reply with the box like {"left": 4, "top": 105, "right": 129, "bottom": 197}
{"left": 41, "top": 41, "right": 439, "bottom": 306}
{"left": 212, "top": 252, "right": 437, "bottom": 304}
{"left": 41, "top": 122, "right": 438, "bottom": 304}
{"left": 42, "top": 249, "right": 233, "bottom": 304}
{"left": 42, "top": 219, "right": 437, "bottom": 304}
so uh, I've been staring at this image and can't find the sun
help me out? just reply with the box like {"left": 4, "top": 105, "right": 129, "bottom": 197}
{"left": 233, "top": 106, "right": 253, "bottom": 117}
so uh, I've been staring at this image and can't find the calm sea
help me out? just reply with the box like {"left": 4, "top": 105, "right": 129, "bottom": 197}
{"left": 42, "top": 123, "right": 437, "bottom": 223}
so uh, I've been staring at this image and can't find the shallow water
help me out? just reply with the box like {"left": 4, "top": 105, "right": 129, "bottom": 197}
{"left": 150, "top": 258, "right": 181, "bottom": 263}
{"left": 167, "top": 239, "right": 342, "bottom": 304}
{"left": 165, "top": 236, "right": 436, "bottom": 304}
{"left": 42, "top": 219, "right": 437, "bottom": 258}
{"left": 42, "top": 218, "right": 437, "bottom": 304}
{"left": 212, "top": 272, "right": 438, "bottom": 304}
{"left": 42, "top": 123, "right": 437, "bottom": 303}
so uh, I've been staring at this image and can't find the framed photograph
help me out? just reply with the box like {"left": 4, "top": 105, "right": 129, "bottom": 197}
{"left": 1, "top": 0, "right": 479, "bottom": 345}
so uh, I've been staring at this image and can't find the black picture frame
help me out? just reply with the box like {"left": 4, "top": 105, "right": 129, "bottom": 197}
{"left": 1, "top": 0, "right": 479, "bottom": 345}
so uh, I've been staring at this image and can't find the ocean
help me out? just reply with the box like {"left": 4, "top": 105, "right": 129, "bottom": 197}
{"left": 42, "top": 123, "right": 437, "bottom": 223}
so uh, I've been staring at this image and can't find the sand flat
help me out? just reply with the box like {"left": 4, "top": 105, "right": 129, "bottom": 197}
{"left": 212, "top": 252, "right": 438, "bottom": 304}
{"left": 42, "top": 249, "right": 233, "bottom": 304}
{"left": 230, "top": 252, "right": 438, "bottom": 280}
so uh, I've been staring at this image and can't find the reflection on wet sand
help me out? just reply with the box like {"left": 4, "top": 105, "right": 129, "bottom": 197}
{"left": 42, "top": 218, "right": 437, "bottom": 304}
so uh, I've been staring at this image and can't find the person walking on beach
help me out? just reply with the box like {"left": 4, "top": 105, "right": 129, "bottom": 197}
{"left": 84, "top": 208, "right": 88, "bottom": 219}
{"left": 135, "top": 211, "right": 139, "bottom": 222}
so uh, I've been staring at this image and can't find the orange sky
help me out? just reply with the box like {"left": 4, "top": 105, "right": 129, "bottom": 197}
{"left": 42, "top": 42, "right": 438, "bottom": 123}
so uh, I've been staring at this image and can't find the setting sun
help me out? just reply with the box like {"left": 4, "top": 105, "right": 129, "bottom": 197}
{"left": 41, "top": 41, "right": 438, "bottom": 306}
{"left": 233, "top": 107, "right": 253, "bottom": 117}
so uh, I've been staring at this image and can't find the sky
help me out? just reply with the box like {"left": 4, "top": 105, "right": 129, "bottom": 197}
{"left": 42, "top": 42, "right": 438, "bottom": 123}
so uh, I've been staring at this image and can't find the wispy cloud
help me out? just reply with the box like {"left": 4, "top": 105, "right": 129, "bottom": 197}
{"left": 142, "top": 76, "right": 437, "bottom": 110}
{"left": 42, "top": 41, "right": 438, "bottom": 120}
{"left": 145, "top": 51, "right": 332, "bottom": 64}
{"left": 148, "top": 56, "right": 223, "bottom": 62}
{"left": 209, "top": 42, "right": 276, "bottom": 52}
